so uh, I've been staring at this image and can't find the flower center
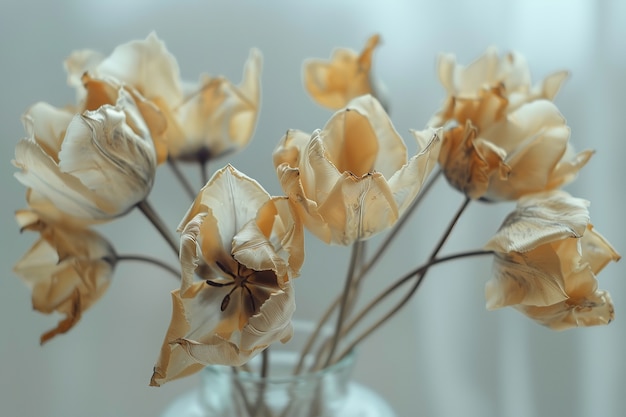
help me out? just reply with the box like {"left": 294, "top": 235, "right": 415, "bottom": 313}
{"left": 205, "top": 260, "right": 278, "bottom": 316}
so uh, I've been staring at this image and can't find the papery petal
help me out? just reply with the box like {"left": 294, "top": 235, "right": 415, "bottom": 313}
{"left": 179, "top": 165, "right": 270, "bottom": 250}
{"left": 486, "top": 248, "right": 569, "bottom": 309}
{"left": 174, "top": 48, "right": 262, "bottom": 159}
{"left": 317, "top": 171, "right": 397, "bottom": 244}
{"left": 322, "top": 95, "right": 406, "bottom": 178}
{"left": 14, "top": 135, "right": 116, "bottom": 220}
{"left": 64, "top": 48, "right": 105, "bottom": 100}
{"left": 151, "top": 281, "right": 295, "bottom": 386}
{"left": 530, "top": 70, "right": 569, "bottom": 102}
{"left": 273, "top": 129, "right": 312, "bottom": 169}
{"left": 15, "top": 89, "right": 156, "bottom": 222}
{"left": 179, "top": 214, "right": 204, "bottom": 295}
{"left": 580, "top": 225, "right": 622, "bottom": 274}
{"left": 437, "top": 47, "right": 501, "bottom": 97}
{"left": 389, "top": 129, "right": 441, "bottom": 213}
{"left": 485, "top": 191, "right": 590, "bottom": 253}
{"left": 276, "top": 163, "right": 330, "bottom": 243}
{"left": 96, "top": 32, "right": 182, "bottom": 105}
{"left": 22, "top": 102, "right": 73, "bottom": 160}
{"left": 232, "top": 197, "right": 303, "bottom": 283}
{"left": 150, "top": 286, "right": 207, "bottom": 387}
{"left": 303, "top": 35, "right": 380, "bottom": 109}
{"left": 13, "top": 222, "right": 115, "bottom": 344}
{"left": 516, "top": 290, "right": 614, "bottom": 330}
{"left": 439, "top": 122, "right": 508, "bottom": 200}
{"left": 58, "top": 90, "right": 156, "bottom": 215}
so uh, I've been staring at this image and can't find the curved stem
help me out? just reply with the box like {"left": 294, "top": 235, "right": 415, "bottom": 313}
{"left": 137, "top": 200, "right": 179, "bottom": 256}
{"left": 322, "top": 240, "right": 364, "bottom": 368}
{"left": 298, "top": 170, "right": 443, "bottom": 371}
{"left": 296, "top": 170, "right": 442, "bottom": 366}
{"left": 116, "top": 254, "right": 180, "bottom": 279}
{"left": 167, "top": 158, "right": 197, "bottom": 200}
{"left": 334, "top": 197, "right": 472, "bottom": 363}
{"left": 337, "top": 249, "right": 492, "bottom": 359}
{"left": 355, "top": 169, "right": 442, "bottom": 283}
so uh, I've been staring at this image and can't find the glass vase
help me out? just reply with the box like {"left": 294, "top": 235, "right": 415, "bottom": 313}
{"left": 160, "top": 320, "right": 397, "bottom": 417}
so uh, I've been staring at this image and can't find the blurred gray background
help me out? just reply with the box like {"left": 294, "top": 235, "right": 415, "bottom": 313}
{"left": 1, "top": 1, "right": 625, "bottom": 416}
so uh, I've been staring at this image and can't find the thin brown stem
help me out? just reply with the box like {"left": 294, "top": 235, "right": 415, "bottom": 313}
{"left": 356, "top": 169, "right": 442, "bottom": 283}
{"left": 321, "top": 240, "right": 364, "bottom": 369}
{"left": 167, "top": 158, "right": 197, "bottom": 200}
{"left": 137, "top": 200, "right": 179, "bottom": 256}
{"left": 253, "top": 348, "right": 271, "bottom": 417}
{"left": 296, "top": 170, "right": 443, "bottom": 370}
{"left": 335, "top": 197, "right": 473, "bottom": 362}
{"left": 200, "top": 159, "right": 209, "bottom": 186}
{"left": 337, "top": 249, "right": 492, "bottom": 360}
{"left": 116, "top": 254, "right": 180, "bottom": 279}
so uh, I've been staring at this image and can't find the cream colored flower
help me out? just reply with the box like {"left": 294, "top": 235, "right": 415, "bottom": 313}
{"left": 13, "top": 212, "right": 116, "bottom": 344}
{"left": 485, "top": 191, "right": 620, "bottom": 330}
{"left": 303, "top": 34, "right": 385, "bottom": 110}
{"left": 13, "top": 88, "right": 157, "bottom": 223}
{"left": 65, "top": 32, "right": 262, "bottom": 162}
{"left": 433, "top": 46, "right": 568, "bottom": 120}
{"left": 430, "top": 47, "right": 589, "bottom": 201}
{"left": 273, "top": 94, "right": 440, "bottom": 245}
{"left": 151, "top": 165, "right": 303, "bottom": 386}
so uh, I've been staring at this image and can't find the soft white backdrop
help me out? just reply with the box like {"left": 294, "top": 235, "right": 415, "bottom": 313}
{"left": 1, "top": 1, "right": 624, "bottom": 416}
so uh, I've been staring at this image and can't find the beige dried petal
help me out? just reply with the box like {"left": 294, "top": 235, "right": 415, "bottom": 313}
{"left": 486, "top": 249, "right": 569, "bottom": 309}
{"left": 22, "top": 102, "right": 73, "bottom": 161}
{"left": 515, "top": 290, "right": 614, "bottom": 331}
{"left": 154, "top": 165, "right": 303, "bottom": 384}
{"left": 95, "top": 32, "right": 183, "bottom": 106}
{"left": 273, "top": 95, "right": 438, "bottom": 245}
{"left": 303, "top": 34, "right": 380, "bottom": 109}
{"left": 13, "top": 220, "right": 115, "bottom": 344}
{"left": 174, "top": 48, "right": 262, "bottom": 159}
{"left": 14, "top": 89, "right": 157, "bottom": 222}
{"left": 485, "top": 192, "right": 620, "bottom": 330}
{"left": 485, "top": 191, "right": 590, "bottom": 253}
{"left": 232, "top": 197, "right": 304, "bottom": 284}
{"left": 151, "top": 279, "right": 296, "bottom": 386}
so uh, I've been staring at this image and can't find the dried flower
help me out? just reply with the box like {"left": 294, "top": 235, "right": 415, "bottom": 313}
{"left": 13, "top": 211, "right": 116, "bottom": 344}
{"left": 273, "top": 94, "right": 440, "bottom": 245}
{"left": 433, "top": 46, "right": 568, "bottom": 117}
{"left": 66, "top": 32, "right": 262, "bottom": 162}
{"left": 430, "top": 48, "right": 590, "bottom": 201}
{"left": 150, "top": 165, "right": 303, "bottom": 386}
{"left": 484, "top": 191, "right": 620, "bottom": 330}
{"left": 303, "top": 34, "right": 385, "bottom": 110}
{"left": 438, "top": 97, "right": 592, "bottom": 200}
{"left": 13, "top": 88, "right": 157, "bottom": 224}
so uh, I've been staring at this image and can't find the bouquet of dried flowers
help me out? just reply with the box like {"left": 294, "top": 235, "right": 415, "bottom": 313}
{"left": 12, "top": 33, "right": 620, "bottom": 390}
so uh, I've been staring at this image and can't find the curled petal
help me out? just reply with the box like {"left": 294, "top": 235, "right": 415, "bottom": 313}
{"left": 303, "top": 35, "right": 381, "bottom": 109}
{"left": 485, "top": 192, "right": 619, "bottom": 330}
{"left": 486, "top": 250, "right": 569, "bottom": 309}
{"left": 232, "top": 197, "right": 304, "bottom": 284}
{"left": 174, "top": 48, "right": 262, "bottom": 159}
{"left": 485, "top": 191, "right": 590, "bottom": 253}
{"left": 178, "top": 165, "right": 270, "bottom": 248}
{"left": 150, "top": 282, "right": 295, "bottom": 386}
{"left": 274, "top": 95, "right": 433, "bottom": 245}
{"left": 22, "top": 102, "right": 74, "bottom": 160}
{"left": 13, "top": 220, "right": 115, "bottom": 344}
{"left": 516, "top": 290, "right": 614, "bottom": 331}
{"left": 95, "top": 32, "right": 182, "bottom": 105}
{"left": 14, "top": 90, "right": 157, "bottom": 222}
{"left": 388, "top": 128, "right": 441, "bottom": 213}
